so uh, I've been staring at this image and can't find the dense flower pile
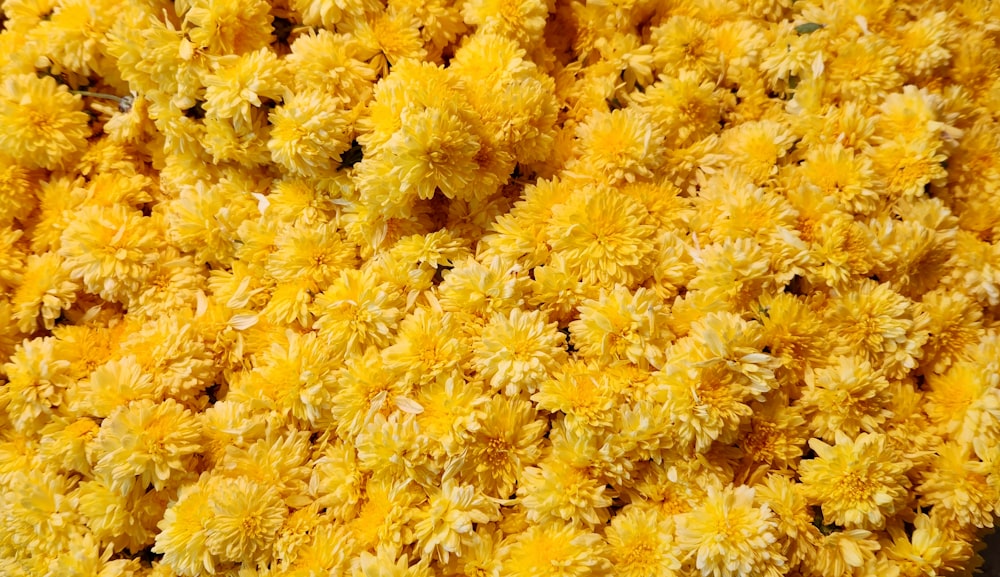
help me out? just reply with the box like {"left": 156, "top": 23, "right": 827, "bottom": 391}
{"left": 3, "top": 0, "right": 1000, "bottom": 575}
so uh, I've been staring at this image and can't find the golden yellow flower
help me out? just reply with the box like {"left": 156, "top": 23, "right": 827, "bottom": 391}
{"left": 800, "top": 432, "right": 911, "bottom": 530}
{"left": 412, "top": 479, "right": 499, "bottom": 562}
{"left": 185, "top": 0, "right": 274, "bottom": 55}
{"left": 675, "top": 484, "right": 785, "bottom": 577}
{"left": 799, "top": 355, "right": 894, "bottom": 442}
{"left": 205, "top": 476, "right": 288, "bottom": 567}
{"left": 474, "top": 308, "right": 567, "bottom": 395}
{"left": 545, "top": 185, "right": 657, "bottom": 287}
{"left": 500, "top": 522, "right": 610, "bottom": 577}
{"left": 457, "top": 395, "right": 547, "bottom": 499}
{"left": 0, "top": 74, "right": 90, "bottom": 170}
{"left": 605, "top": 506, "right": 681, "bottom": 577}
{"left": 93, "top": 399, "right": 202, "bottom": 495}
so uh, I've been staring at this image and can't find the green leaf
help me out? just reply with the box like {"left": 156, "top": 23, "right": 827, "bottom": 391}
{"left": 795, "top": 22, "right": 825, "bottom": 34}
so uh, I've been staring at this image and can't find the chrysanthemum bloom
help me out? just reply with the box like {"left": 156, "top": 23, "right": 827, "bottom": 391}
{"left": 351, "top": 544, "right": 433, "bottom": 577}
{"left": 205, "top": 476, "right": 288, "bottom": 567}
{"left": 457, "top": 395, "right": 547, "bottom": 499}
{"left": 11, "top": 252, "right": 77, "bottom": 333}
{"left": 533, "top": 360, "right": 618, "bottom": 431}
{"left": 799, "top": 355, "right": 894, "bottom": 442}
{"left": 184, "top": 0, "right": 274, "bottom": 55}
{"left": 1, "top": 336, "right": 73, "bottom": 432}
{"left": 0, "top": 74, "right": 90, "bottom": 170}
{"left": 412, "top": 480, "right": 499, "bottom": 562}
{"left": 569, "top": 285, "right": 671, "bottom": 369}
{"left": 268, "top": 90, "right": 353, "bottom": 177}
{"left": 917, "top": 441, "right": 997, "bottom": 529}
{"left": 823, "top": 279, "right": 929, "bottom": 379}
{"left": 500, "top": 522, "right": 610, "bottom": 577}
{"left": 518, "top": 456, "right": 614, "bottom": 528}
{"left": 474, "top": 308, "right": 567, "bottom": 395}
{"left": 154, "top": 476, "right": 219, "bottom": 576}
{"left": 94, "top": 398, "right": 203, "bottom": 495}
{"left": 605, "top": 506, "right": 681, "bottom": 577}
{"left": 800, "top": 432, "right": 911, "bottom": 530}
{"left": 545, "top": 185, "right": 657, "bottom": 287}
{"left": 572, "top": 107, "right": 666, "bottom": 185}
{"left": 675, "top": 484, "right": 785, "bottom": 577}
{"left": 58, "top": 204, "right": 160, "bottom": 302}
{"left": 238, "top": 329, "right": 340, "bottom": 427}
{"left": 313, "top": 268, "right": 404, "bottom": 361}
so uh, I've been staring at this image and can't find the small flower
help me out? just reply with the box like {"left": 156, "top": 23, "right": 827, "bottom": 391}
{"left": 800, "top": 432, "right": 911, "bottom": 530}
{"left": 205, "top": 476, "right": 289, "bottom": 567}
{"left": 412, "top": 480, "right": 500, "bottom": 562}
{"left": 675, "top": 484, "right": 785, "bottom": 577}
{"left": 0, "top": 74, "right": 90, "bottom": 170}
{"left": 473, "top": 308, "right": 567, "bottom": 395}
{"left": 500, "top": 522, "right": 610, "bottom": 577}
{"left": 93, "top": 398, "right": 202, "bottom": 495}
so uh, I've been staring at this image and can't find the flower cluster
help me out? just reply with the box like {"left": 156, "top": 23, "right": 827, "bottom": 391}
{"left": 2, "top": 0, "right": 1000, "bottom": 576}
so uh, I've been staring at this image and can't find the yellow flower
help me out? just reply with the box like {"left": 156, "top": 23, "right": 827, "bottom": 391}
{"left": 0, "top": 74, "right": 90, "bottom": 170}
{"left": 185, "top": 0, "right": 274, "bottom": 55}
{"left": 675, "top": 484, "right": 785, "bottom": 577}
{"left": 11, "top": 252, "right": 77, "bottom": 333}
{"left": 461, "top": 0, "right": 547, "bottom": 48}
{"left": 533, "top": 360, "right": 617, "bottom": 431}
{"left": 917, "top": 441, "right": 997, "bottom": 529}
{"left": 350, "top": 544, "right": 433, "bottom": 577}
{"left": 605, "top": 506, "right": 681, "bottom": 577}
{"left": 545, "top": 184, "right": 657, "bottom": 287}
{"left": 800, "top": 432, "right": 911, "bottom": 530}
{"left": 474, "top": 308, "right": 567, "bottom": 395}
{"left": 238, "top": 329, "right": 340, "bottom": 427}
{"left": 153, "top": 475, "right": 219, "bottom": 576}
{"left": 385, "top": 104, "right": 482, "bottom": 201}
{"left": 204, "top": 48, "right": 288, "bottom": 131}
{"left": 799, "top": 355, "right": 894, "bottom": 442}
{"left": 268, "top": 90, "right": 353, "bottom": 177}
{"left": 572, "top": 107, "right": 665, "bottom": 185}
{"left": 383, "top": 305, "right": 468, "bottom": 387}
{"left": 799, "top": 142, "right": 878, "bottom": 215}
{"left": 412, "top": 479, "right": 499, "bottom": 562}
{"left": 1, "top": 336, "right": 73, "bottom": 432}
{"left": 93, "top": 399, "right": 202, "bottom": 495}
{"left": 518, "top": 456, "right": 613, "bottom": 527}
{"left": 287, "top": 29, "right": 377, "bottom": 105}
{"left": 312, "top": 268, "right": 404, "bottom": 361}
{"left": 73, "top": 355, "right": 157, "bottom": 419}
{"left": 457, "top": 395, "right": 547, "bottom": 499}
{"left": 205, "top": 476, "right": 288, "bottom": 567}
{"left": 500, "top": 522, "right": 610, "bottom": 577}
{"left": 924, "top": 359, "right": 1000, "bottom": 446}
{"left": 721, "top": 119, "right": 797, "bottom": 185}
{"left": 823, "top": 279, "right": 929, "bottom": 379}
{"left": 635, "top": 70, "right": 721, "bottom": 147}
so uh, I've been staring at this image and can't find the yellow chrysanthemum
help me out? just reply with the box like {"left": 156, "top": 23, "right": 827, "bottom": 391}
{"left": 798, "top": 355, "right": 894, "bottom": 442}
{"left": 205, "top": 476, "right": 288, "bottom": 567}
{"left": 569, "top": 284, "right": 672, "bottom": 369}
{"left": 675, "top": 484, "right": 785, "bottom": 577}
{"left": 605, "top": 506, "right": 681, "bottom": 577}
{"left": 185, "top": 0, "right": 274, "bottom": 55}
{"left": 412, "top": 479, "right": 499, "bottom": 562}
{"left": 11, "top": 252, "right": 77, "bottom": 333}
{"left": 800, "top": 432, "right": 911, "bottom": 530}
{"left": 93, "top": 398, "right": 202, "bottom": 495}
{"left": 500, "top": 522, "right": 610, "bottom": 577}
{"left": 545, "top": 185, "right": 657, "bottom": 287}
{"left": 457, "top": 395, "right": 547, "bottom": 499}
{"left": 268, "top": 90, "right": 353, "bottom": 177}
{"left": 473, "top": 308, "right": 567, "bottom": 395}
{"left": 0, "top": 74, "right": 90, "bottom": 170}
